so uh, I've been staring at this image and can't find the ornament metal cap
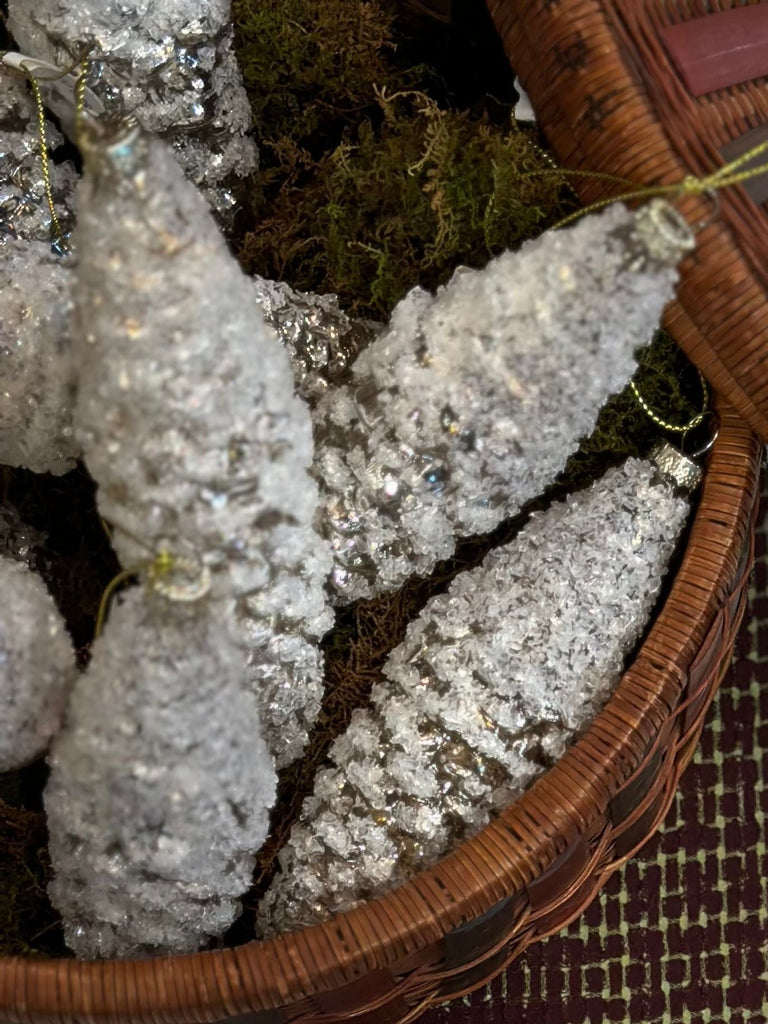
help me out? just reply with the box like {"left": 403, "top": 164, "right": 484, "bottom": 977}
{"left": 649, "top": 440, "right": 703, "bottom": 492}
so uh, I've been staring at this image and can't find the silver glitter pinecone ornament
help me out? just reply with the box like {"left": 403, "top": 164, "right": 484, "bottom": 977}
{"left": 73, "top": 123, "right": 332, "bottom": 768}
{"left": 0, "top": 557, "right": 75, "bottom": 771}
{"left": 46, "top": 590, "right": 275, "bottom": 958}
{"left": 313, "top": 200, "right": 694, "bottom": 602}
{"left": 7, "top": 0, "right": 257, "bottom": 218}
{"left": 258, "top": 457, "right": 690, "bottom": 936}
{"left": 251, "top": 277, "right": 381, "bottom": 405}
{"left": 0, "top": 67, "right": 79, "bottom": 475}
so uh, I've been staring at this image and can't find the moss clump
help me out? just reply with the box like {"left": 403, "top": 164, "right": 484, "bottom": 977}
{"left": 233, "top": 0, "right": 572, "bottom": 318}
{"left": 232, "top": 0, "right": 409, "bottom": 156}
{"left": 0, "top": 798, "right": 62, "bottom": 957}
{"left": 244, "top": 91, "right": 570, "bottom": 317}
{"left": 560, "top": 328, "right": 709, "bottom": 491}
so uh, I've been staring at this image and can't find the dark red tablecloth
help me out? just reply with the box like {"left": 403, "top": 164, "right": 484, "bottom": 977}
{"left": 425, "top": 483, "right": 768, "bottom": 1024}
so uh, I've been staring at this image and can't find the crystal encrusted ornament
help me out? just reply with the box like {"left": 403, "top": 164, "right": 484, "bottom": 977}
{"left": 0, "top": 557, "right": 75, "bottom": 771}
{"left": 46, "top": 590, "right": 275, "bottom": 958}
{"left": 258, "top": 457, "right": 689, "bottom": 936}
{"left": 72, "top": 124, "right": 332, "bottom": 767}
{"left": 0, "top": 68, "right": 79, "bottom": 474}
{"left": 312, "top": 201, "right": 694, "bottom": 602}
{"left": 0, "top": 66, "right": 77, "bottom": 244}
{"left": 7, "top": 0, "right": 257, "bottom": 218}
{"left": 0, "top": 239, "right": 78, "bottom": 474}
{"left": 251, "top": 277, "right": 381, "bottom": 405}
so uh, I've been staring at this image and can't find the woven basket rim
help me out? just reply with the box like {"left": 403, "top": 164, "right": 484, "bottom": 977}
{"left": 0, "top": 401, "right": 759, "bottom": 1024}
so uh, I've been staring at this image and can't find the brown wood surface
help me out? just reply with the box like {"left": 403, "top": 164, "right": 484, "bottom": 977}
{"left": 660, "top": 5, "right": 768, "bottom": 96}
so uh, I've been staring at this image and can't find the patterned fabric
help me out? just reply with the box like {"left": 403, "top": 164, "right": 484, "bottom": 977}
{"left": 426, "top": 481, "right": 768, "bottom": 1024}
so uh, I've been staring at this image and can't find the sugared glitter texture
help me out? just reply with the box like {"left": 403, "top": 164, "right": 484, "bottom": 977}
{"left": 0, "top": 557, "right": 75, "bottom": 772}
{"left": 7, "top": 0, "right": 257, "bottom": 218}
{"left": 251, "top": 277, "right": 380, "bottom": 405}
{"left": 0, "top": 67, "right": 78, "bottom": 244}
{"left": 0, "top": 239, "right": 78, "bottom": 474}
{"left": 258, "top": 458, "right": 689, "bottom": 936}
{"left": 46, "top": 590, "right": 275, "bottom": 958}
{"left": 312, "top": 201, "right": 693, "bottom": 603}
{"left": 73, "top": 125, "right": 332, "bottom": 768}
{"left": 0, "top": 69, "right": 79, "bottom": 475}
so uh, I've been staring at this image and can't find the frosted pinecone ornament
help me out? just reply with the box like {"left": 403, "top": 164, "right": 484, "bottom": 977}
{"left": 313, "top": 199, "right": 695, "bottom": 603}
{"left": 0, "top": 66, "right": 79, "bottom": 475}
{"left": 7, "top": 0, "right": 257, "bottom": 218}
{"left": 71, "top": 121, "right": 332, "bottom": 768}
{"left": 258, "top": 450, "right": 695, "bottom": 936}
{"left": 0, "top": 557, "right": 76, "bottom": 772}
{"left": 46, "top": 590, "right": 276, "bottom": 958}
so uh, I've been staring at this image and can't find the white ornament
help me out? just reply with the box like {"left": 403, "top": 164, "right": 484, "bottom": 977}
{"left": 312, "top": 201, "right": 694, "bottom": 603}
{"left": 251, "top": 276, "right": 380, "bottom": 406}
{"left": 258, "top": 457, "right": 689, "bottom": 936}
{"left": 7, "top": 0, "right": 257, "bottom": 218}
{"left": 0, "top": 239, "right": 78, "bottom": 475}
{"left": 72, "top": 124, "right": 332, "bottom": 767}
{"left": 0, "top": 68, "right": 79, "bottom": 475}
{"left": 0, "top": 556, "right": 75, "bottom": 771}
{"left": 46, "top": 590, "right": 275, "bottom": 958}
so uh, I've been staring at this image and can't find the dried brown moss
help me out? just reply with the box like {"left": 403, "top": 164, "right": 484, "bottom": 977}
{"left": 0, "top": 797, "right": 60, "bottom": 957}
{"left": 233, "top": 0, "right": 573, "bottom": 318}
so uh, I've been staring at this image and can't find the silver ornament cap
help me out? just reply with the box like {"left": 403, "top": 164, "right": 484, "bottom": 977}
{"left": 631, "top": 199, "right": 696, "bottom": 267}
{"left": 649, "top": 440, "right": 703, "bottom": 492}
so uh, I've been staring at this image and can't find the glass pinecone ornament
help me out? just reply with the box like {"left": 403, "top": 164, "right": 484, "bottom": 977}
{"left": 258, "top": 456, "right": 690, "bottom": 936}
{"left": 0, "top": 556, "right": 76, "bottom": 771}
{"left": 72, "top": 122, "right": 333, "bottom": 768}
{"left": 312, "top": 200, "right": 694, "bottom": 603}
{"left": 45, "top": 590, "right": 275, "bottom": 958}
{"left": 0, "top": 67, "right": 79, "bottom": 475}
{"left": 251, "top": 277, "right": 381, "bottom": 406}
{"left": 7, "top": 0, "right": 257, "bottom": 219}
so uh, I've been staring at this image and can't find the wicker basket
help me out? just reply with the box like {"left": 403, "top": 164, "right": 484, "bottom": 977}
{"left": 487, "top": 0, "right": 768, "bottom": 442}
{"left": 1, "top": 3, "right": 766, "bottom": 1020}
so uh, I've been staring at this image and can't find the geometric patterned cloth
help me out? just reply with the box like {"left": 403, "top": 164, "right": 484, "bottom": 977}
{"left": 425, "top": 482, "right": 767, "bottom": 1024}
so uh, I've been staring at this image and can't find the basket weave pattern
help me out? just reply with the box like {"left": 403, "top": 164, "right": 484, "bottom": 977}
{"left": 0, "top": 405, "right": 760, "bottom": 1023}
{"left": 487, "top": 0, "right": 768, "bottom": 441}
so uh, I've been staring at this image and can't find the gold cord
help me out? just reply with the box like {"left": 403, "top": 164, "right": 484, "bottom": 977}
{"left": 629, "top": 370, "right": 709, "bottom": 435}
{"left": 94, "top": 549, "right": 212, "bottom": 638}
{"left": 73, "top": 60, "right": 89, "bottom": 140}
{"left": 5, "top": 51, "right": 93, "bottom": 251}
{"left": 94, "top": 566, "right": 142, "bottom": 639}
{"left": 536, "top": 138, "right": 768, "bottom": 230}
{"left": 28, "top": 73, "right": 68, "bottom": 252}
